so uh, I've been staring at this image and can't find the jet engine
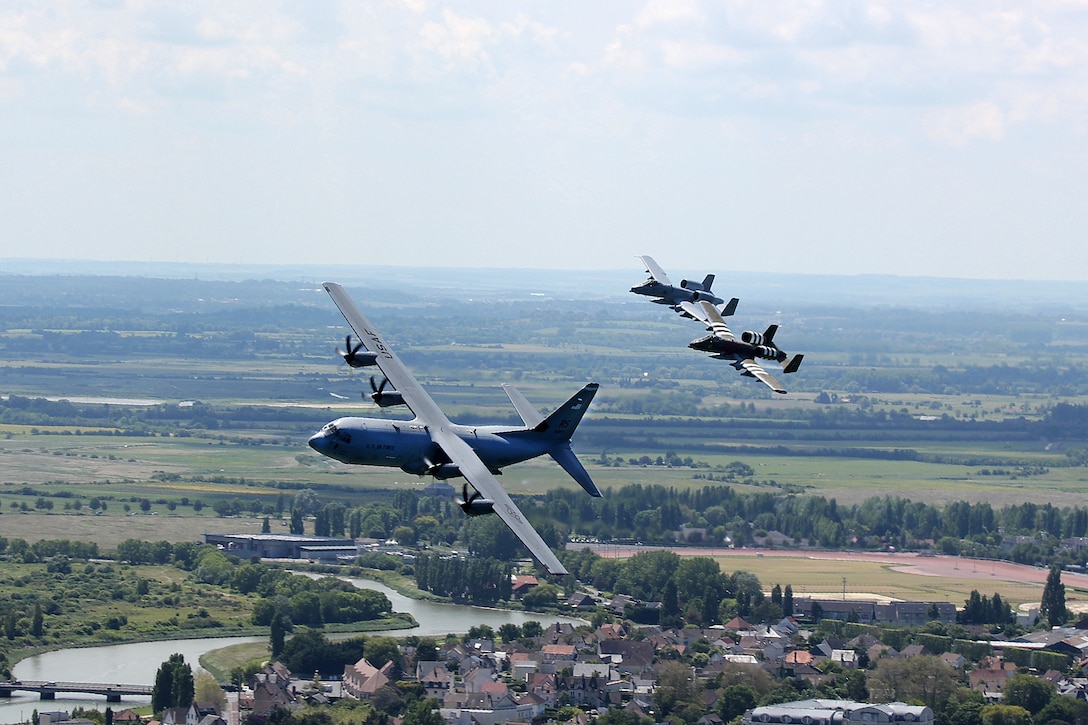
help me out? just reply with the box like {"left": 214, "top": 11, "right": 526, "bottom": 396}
{"left": 754, "top": 345, "right": 787, "bottom": 362}
{"left": 458, "top": 483, "right": 494, "bottom": 516}
{"left": 741, "top": 331, "right": 765, "bottom": 345}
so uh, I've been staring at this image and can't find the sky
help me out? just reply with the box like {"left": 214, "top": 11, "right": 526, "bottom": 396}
{"left": 1, "top": 1, "right": 1087, "bottom": 280}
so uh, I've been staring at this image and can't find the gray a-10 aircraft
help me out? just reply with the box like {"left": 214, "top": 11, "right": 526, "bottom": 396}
{"left": 308, "top": 283, "right": 601, "bottom": 576}
{"left": 681, "top": 300, "right": 804, "bottom": 395}
{"left": 630, "top": 255, "right": 738, "bottom": 318}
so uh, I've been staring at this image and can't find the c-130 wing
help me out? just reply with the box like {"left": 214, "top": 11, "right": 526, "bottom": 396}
{"left": 321, "top": 282, "right": 568, "bottom": 576}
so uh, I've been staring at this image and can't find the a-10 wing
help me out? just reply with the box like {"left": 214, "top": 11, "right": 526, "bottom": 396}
{"left": 685, "top": 300, "right": 787, "bottom": 395}
{"left": 638, "top": 255, "right": 674, "bottom": 286}
{"left": 321, "top": 282, "right": 568, "bottom": 576}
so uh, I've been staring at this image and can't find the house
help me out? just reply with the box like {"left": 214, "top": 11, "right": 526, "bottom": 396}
{"left": 568, "top": 592, "right": 597, "bottom": 610}
{"left": 940, "top": 652, "right": 966, "bottom": 669}
{"left": 722, "top": 616, "right": 752, "bottom": 633}
{"left": 899, "top": 644, "right": 930, "bottom": 658}
{"left": 607, "top": 594, "right": 637, "bottom": 615}
{"left": 541, "top": 643, "right": 577, "bottom": 663}
{"left": 160, "top": 710, "right": 189, "bottom": 725}
{"left": 969, "top": 657, "right": 1017, "bottom": 695}
{"left": 462, "top": 664, "right": 496, "bottom": 693}
{"left": 342, "top": 658, "right": 393, "bottom": 700}
{"left": 162, "top": 702, "right": 222, "bottom": 725}
{"left": 416, "top": 661, "right": 453, "bottom": 698}
{"left": 597, "top": 622, "right": 626, "bottom": 640}
{"left": 440, "top": 691, "right": 546, "bottom": 725}
{"left": 599, "top": 639, "right": 655, "bottom": 674}
{"left": 510, "top": 653, "right": 541, "bottom": 680}
{"left": 511, "top": 575, "right": 539, "bottom": 598}
{"left": 526, "top": 673, "right": 558, "bottom": 706}
{"left": 250, "top": 674, "right": 295, "bottom": 716}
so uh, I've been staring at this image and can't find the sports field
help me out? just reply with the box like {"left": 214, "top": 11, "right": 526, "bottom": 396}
{"left": 572, "top": 543, "right": 1088, "bottom": 611}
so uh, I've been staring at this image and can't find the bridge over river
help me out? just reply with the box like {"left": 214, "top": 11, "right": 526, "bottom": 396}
{"left": 0, "top": 681, "right": 152, "bottom": 702}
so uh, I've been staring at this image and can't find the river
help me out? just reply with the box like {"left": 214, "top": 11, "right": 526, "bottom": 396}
{"left": 3, "top": 577, "right": 584, "bottom": 724}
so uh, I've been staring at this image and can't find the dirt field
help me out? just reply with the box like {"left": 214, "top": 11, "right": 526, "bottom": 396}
{"left": 0, "top": 510, "right": 264, "bottom": 549}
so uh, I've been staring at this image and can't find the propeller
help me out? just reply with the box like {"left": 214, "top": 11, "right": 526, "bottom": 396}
{"left": 456, "top": 482, "right": 493, "bottom": 515}
{"left": 337, "top": 335, "right": 378, "bottom": 368}
{"left": 369, "top": 376, "right": 405, "bottom": 407}
{"left": 459, "top": 482, "right": 481, "bottom": 506}
{"left": 337, "top": 335, "right": 362, "bottom": 366}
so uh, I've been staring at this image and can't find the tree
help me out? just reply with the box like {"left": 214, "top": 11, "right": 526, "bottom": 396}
{"left": 654, "top": 661, "right": 697, "bottom": 718}
{"left": 401, "top": 698, "right": 444, "bottom": 725}
{"left": 1001, "top": 674, "right": 1054, "bottom": 716}
{"left": 194, "top": 672, "right": 226, "bottom": 712}
{"left": 718, "top": 683, "right": 757, "bottom": 721}
{"left": 943, "top": 688, "right": 986, "bottom": 725}
{"left": 1034, "top": 694, "right": 1088, "bottom": 725}
{"left": 152, "top": 653, "right": 195, "bottom": 713}
{"left": 31, "top": 603, "right": 43, "bottom": 637}
{"left": 521, "top": 583, "right": 560, "bottom": 609}
{"left": 270, "top": 609, "right": 288, "bottom": 659}
{"left": 867, "top": 655, "right": 959, "bottom": 712}
{"left": 980, "top": 704, "right": 1030, "bottom": 725}
{"left": 783, "top": 584, "right": 794, "bottom": 617}
{"left": 363, "top": 636, "right": 405, "bottom": 680}
{"left": 1041, "top": 566, "right": 1067, "bottom": 627}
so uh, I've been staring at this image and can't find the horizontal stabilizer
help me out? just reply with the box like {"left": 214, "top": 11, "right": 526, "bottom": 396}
{"left": 783, "top": 354, "right": 804, "bottom": 374}
{"left": 550, "top": 445, "right": 602, "bottom": 497}
{"left": 722, "top": 297, "right": 739, "bottom": 317}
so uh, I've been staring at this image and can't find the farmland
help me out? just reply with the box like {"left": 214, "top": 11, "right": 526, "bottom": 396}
{"left": 4, "top": 271, "right": 1088, "bottom": 570}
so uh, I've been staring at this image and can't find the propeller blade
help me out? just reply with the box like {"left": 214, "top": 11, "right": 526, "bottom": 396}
{"left": 338, "top": 335, "right": 365, "bottom": 364}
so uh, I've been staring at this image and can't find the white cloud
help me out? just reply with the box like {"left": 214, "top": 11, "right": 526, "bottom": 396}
{"left": 2, "top": 0, "right": 1088, "bottom": 278}
{"left": 924, "top": 101, "right": 1007, "bottom": 145}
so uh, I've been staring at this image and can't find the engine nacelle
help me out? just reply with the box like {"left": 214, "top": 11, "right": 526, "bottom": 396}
{"left": 741, "top": 331, "right": 764, "bottom": 345}
{"left": 460, "top": 498, "right": 495, "bottom": 516}
{"left": 680, "top": 278, "right": 698, "bottom": 290}
{"left": 429, "top": 464, "right": 463, "bottom": 480}
{"left": 371, "top": 391, "right": 405, "bottom": 407}
{"left": 345, "top": 352, "right": 378, "bottom": 368}
{"left": 754, "top": 345, "right": 787, "bottom": 362}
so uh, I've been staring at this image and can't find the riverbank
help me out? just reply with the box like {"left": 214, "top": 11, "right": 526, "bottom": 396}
{"left": 7, "top": 611, "right": 417, "bottom": 671}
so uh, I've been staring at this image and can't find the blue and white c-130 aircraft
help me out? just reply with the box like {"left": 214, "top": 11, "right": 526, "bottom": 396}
{"left": 308, "top": 283, "right": 601, "bottom": 576}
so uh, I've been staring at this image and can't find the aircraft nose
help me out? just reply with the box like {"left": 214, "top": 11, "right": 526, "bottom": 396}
{"left": 307, "top": 431, "right": 327, "bottom": 453}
